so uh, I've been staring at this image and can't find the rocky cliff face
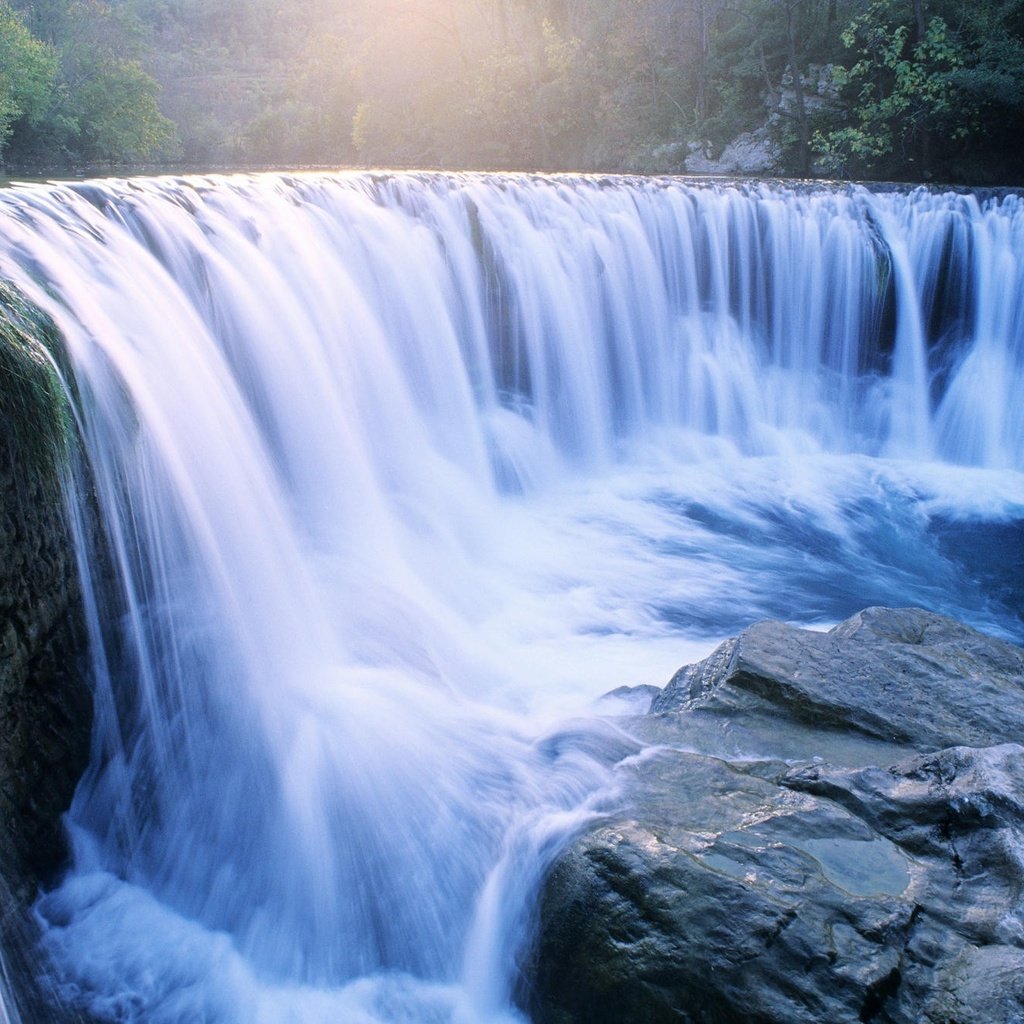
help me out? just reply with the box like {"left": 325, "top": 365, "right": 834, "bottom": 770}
{"left": 0, "top": 283, "right": 92, "bottom": 1017}
{"left": 0, "top": 440, "right": 90, "bottom": 906}
{"left": 533, "top": 608, "right": 1024, "bottom": 1024}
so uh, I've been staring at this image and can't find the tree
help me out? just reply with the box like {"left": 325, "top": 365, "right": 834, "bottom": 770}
{"left": 813, "top": 0, "right": 973, "bottom": 178}
{"left": 1, "top": 0, "right": 1022, "bottom": 178}
{"left": 55, "top": 0, "right": 180, "bottom": 164}
{"left": 0, "top": 2, "right": 57, "bottom": 162}
{"left": 67, "top": 54, "right": 179, "bottom": 163}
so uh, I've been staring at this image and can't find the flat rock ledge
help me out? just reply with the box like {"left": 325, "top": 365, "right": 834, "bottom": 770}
{"left": 532, "top": 608, "right": 1024, "bottom": 1024}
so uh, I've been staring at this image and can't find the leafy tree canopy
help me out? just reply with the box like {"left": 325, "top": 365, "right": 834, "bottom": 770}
{"left": 0, "top": 0, "right": 1021, "bottom": 182}
{"left": 0, "top": 2, "right": 58, "bottom": 154}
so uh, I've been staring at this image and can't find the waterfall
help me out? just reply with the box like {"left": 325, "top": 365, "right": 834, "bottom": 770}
{"left": 0, "top": 172, "right": 1021, "bottom": 1023}
{"left": 0, "top": 960, "right": 20, "bottom": 1024}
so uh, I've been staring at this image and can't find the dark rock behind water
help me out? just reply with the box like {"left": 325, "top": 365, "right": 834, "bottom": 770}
{"left": 0, "top": 283, "right": 93, "bottom": 1020}
{"left": 532, "top": 608, "right": 1024, "bottom": 1024}
{"left": 0, "top": 282, "right": 91, "bottom": 907}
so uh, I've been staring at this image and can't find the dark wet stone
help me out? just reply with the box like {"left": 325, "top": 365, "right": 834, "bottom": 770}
{"left": 0, "top": 285, "right": 94, "bottom": 1022}
{"left": 651, "top": 607, "right": 1024, "bottom": 750}
{"left": 534, "top": 608, "right": 1024, "bottom": 1024}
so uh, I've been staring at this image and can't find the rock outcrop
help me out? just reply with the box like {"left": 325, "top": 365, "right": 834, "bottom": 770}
{"left": 684, "top": 63, "right": 840, "bottom": 177}
{"left": 0, "top": 283, "right": 93, "bottom": 1020}
{"left": 533, "top": 608, "right": 1024, "bottom": 1024}
{"left": 0, "top": 282, "right": 91, "bottom": 907}
{"left": 653, "top": 608, "right": 1024, "bottom": 751}
{"left": 684, "top": 126, "right": 783, "bottom": 177}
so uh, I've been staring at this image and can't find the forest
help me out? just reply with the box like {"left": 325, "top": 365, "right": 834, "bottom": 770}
{"left": 1, "top": 0, "right": 1022, "bottom": 184}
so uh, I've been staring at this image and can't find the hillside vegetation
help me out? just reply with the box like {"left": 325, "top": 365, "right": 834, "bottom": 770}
{"left": 1, "top": 0, "right": 1022, "bottom": 182}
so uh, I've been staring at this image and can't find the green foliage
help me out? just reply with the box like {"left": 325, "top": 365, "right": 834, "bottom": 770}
{"left": 0, "top": 2, "right": 58, "bottom": 156}
{"left": 0, "top": 0, "right": 1021, "bottom": 180}
{"left": 535, "top": 20, "right": 602, "bottom": 165}
{"left": 950, "top": 1, "right": 1024, "bottom": 116}
{"left": 53, "top": 0, "right": 180, "bottom": 163}
{"left": 1, "top": 0, "right": 179, "bottom": 166}
{"left": 0, "top": 281, "right": 74, "bottom": 482}
{"left": 813, "top": 1, "right": 972, "bottom": 176}
{"left": 65, "top": 55, "right": 179, "bottom": 163}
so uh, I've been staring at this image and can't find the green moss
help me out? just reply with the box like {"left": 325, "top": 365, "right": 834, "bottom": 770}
{"left": 0, "top": 281, "right": 75, "bottom": 483}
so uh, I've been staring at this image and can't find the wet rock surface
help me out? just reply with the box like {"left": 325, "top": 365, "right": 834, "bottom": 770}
{"left": 0, "top": 285, "right": 91, "bottom": 909}
{"left": 0, "top": 287, "right": 93, "bottom": 1021}
{"left": 0, "top": 437, "right": 90, "bottom": 906}
{"left": 533, "top": 608, "right": 1024, "bottom": 1024}
{"left": 652, "top": 607, "right": 1024, "bottom": 749}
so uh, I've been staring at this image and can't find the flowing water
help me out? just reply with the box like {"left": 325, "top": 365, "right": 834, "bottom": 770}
{"left": 0, "top": 172, "right": 1021, "bottom": 1022}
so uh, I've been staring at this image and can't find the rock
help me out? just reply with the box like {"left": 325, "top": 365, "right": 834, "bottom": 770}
{"left": 0, "top": 285, "right": 92, "bottom": 908}
{"left": 684, "top": 63, "right": 842, "bottom": 178}
{"left": 651, "top": 607, "right": 1024, "bottom": 751}
{"left": 593, "top": 683, "right": 661, "bottom": 715}
{"left": 533, "top": 608, "right": 1024, "bottom": 1024}
{"left": 0, "top": 285, "right": 94, "bottom": 1021}
{"left": 534, "top": 751, "right": 918, "bottom": 1024}
{"left": 685, "top": 124, "right": 783, "bottom": 176}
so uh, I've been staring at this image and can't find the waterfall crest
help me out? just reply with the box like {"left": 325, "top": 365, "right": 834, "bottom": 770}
{"left": 0, "top": 172, "right": 1021, "bottom": 1023}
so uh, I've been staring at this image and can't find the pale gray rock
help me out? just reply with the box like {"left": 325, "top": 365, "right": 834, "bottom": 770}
{"left": 685, "top": 125, "right": 783, "bottom": 176}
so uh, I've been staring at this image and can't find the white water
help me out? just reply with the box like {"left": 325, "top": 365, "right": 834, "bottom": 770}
{"left": 0, "top": 172, "right": 1022, "bottom": 1022}
{"left": 0, "top": 955, "right": 20, "bottom": 1024}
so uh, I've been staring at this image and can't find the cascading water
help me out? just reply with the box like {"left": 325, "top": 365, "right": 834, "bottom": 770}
{"left": 0, "top": 172, "right": 1021, "bottom": 1023}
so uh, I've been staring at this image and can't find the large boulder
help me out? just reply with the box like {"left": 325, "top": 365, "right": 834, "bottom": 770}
{"left": 652, "top": 607, "right": 1024, "bottom": 751}
{"left": 533, "top": 608, "right": 1024, "bottom": 1024}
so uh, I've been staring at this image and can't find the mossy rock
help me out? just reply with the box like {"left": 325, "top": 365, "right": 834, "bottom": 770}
{"left": 0, "top": 281, "right": 94, "bottom": 1019}
{"left": 0, "top": 281, "right": 75, "bottom": 485}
